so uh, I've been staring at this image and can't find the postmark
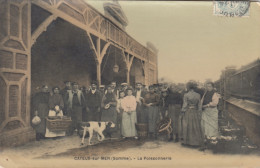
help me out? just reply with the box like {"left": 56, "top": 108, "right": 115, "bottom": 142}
{"left": 214, "top": 1, "right": 250, "bottom": 17}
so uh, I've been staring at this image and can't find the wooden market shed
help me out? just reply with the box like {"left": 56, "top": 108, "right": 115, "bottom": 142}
{"left": 0, "top": 0, "right": 158, "bottom": 146}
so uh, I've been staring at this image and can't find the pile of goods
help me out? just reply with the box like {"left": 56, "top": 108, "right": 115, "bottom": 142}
{"left": 207, "top": 118, "right": 258, "bottom": 154}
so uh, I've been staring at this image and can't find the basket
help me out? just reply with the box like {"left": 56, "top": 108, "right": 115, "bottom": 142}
{"left": 135, "top": 123, "right": 148, "bottom": 138}
{"left": 46, "top": 116, "right": 72, "bottom": 131}
{"left": 157, "top": 117, "right": 172, "bottom": 135}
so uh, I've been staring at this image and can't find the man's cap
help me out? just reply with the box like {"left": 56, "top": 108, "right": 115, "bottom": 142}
{"left": 91, "top": 81, "right": 98, "bottom": 86}
{"left": 121, "top": 83, "right": 128, "bottom": 86}
{"left": 99, "top": 85, "right": 105, "bottom": 88}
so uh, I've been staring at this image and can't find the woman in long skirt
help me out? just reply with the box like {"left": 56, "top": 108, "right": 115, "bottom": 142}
{"left": 121, "top": 88, "right": 138, "bottom": 139}
{"left": 45, "top": 87, "right": 65, "bottom": 138}
{"left": 201, "top": 82, "right": 219, "bottom": 138}
{"left": 101, "top": 85, "right": 118, "bottom": 138}
{"left": 179, "top": 82, "right": 204, "bottom": 148}
{"left": 32, "top": 85, "right": 50, "bottom": 141}
{"left": 143, "top": 85, "right": 160, "bottom": 139}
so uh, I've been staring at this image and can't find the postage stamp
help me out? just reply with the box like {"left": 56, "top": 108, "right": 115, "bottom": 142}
{"left": 213, "top": 1, "right": 250, "bottom": 17}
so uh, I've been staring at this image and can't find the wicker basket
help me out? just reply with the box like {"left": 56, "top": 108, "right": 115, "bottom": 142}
{"left": 157, "top": 117, "right": 172, "bottom": 135}
{"left": 135, "top": 123, "right": 148, "bottom": 138}
{"left": 46, "top": 116, "right": 72, "bottom": 131}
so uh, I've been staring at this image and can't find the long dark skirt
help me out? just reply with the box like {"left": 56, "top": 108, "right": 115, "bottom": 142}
{"left": 136, "top": 104, "right": 147, "bottom": 123}
{"left": 179, "top": 108, "right": 203, "bottom": 146}
{"left": 34, "top": 103, "right": 49, "bottom": 135}
{"left": 168, "top": 104, "right": 181, "bottom": 135}
{"left": 101, "top": 106, "right": 117, "bottom": 123}
{"left": 146, "top": 106, "right": 159, "bottom": 133}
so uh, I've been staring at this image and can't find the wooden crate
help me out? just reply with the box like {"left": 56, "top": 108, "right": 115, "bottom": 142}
{"left": 46, "top": 117, "right": 72, "bottom": 131}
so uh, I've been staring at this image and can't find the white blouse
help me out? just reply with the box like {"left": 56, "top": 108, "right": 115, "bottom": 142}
{"left": 121, "top": 95, "right": 137, "bottom": 112}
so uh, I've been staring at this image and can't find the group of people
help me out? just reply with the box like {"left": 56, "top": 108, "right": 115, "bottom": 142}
{"left": 179, "top": 81, "right": 220, "bottom": 150}
{"left": 31, "top": 80, "right": 220, "bottom": 151}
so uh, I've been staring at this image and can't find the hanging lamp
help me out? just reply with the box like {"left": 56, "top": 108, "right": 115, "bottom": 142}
{"left": 113, "top": 47, "right": 119, "bottom": 73}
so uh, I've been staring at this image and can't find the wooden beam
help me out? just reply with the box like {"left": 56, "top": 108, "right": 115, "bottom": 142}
{"left": 120, "top": 50, "right": 130, "bottom": 69}
{"left": 31, "top": 15, "right": 57, "bottom": 46}
{"left": 88, "top": 15, "right": 99, "bottom": 28}
{"left": 31, "top": 0, "right": 106, "bottom": 41}
{"left": 97, "top": 61, "right": 101, "bottom": 86}
{"left": 127, "top": 69, "right": 130, "bottom": 84}
{"left": 86, "top": 31, "right": 98, "bottom": 61}
{"left": 31, "top": 0, "right": 154, "bottom": 65}
{"left": 128, "top": 55, "right": 135, "bottom": 70}
{"left": 100, "top": 42, "right": 111, "bottom": 62}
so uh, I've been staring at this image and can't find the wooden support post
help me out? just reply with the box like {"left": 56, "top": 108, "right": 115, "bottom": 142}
{"left": 127, "top": 69, "right": 130, "bottom": 84}
{"left": 96, "top": 37, "right": 101, "bottom": 85}
{"left": 96, "top": 37, "right": 101, "bottom": 58}
{"left": 97, "top": 61, "right": 101, "bottom": 86}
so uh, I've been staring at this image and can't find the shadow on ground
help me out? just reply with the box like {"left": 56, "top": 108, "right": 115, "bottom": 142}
{"left": 37, "top": 138, "right": 147, "bottom": 159}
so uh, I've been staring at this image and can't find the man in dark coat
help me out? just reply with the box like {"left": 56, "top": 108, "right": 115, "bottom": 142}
{"left": 166, "top": 84, "right": 183, "bottom": 142}
{"left": 159, "top": 89, "right": 168, "bottom": 119}
{"left": 85, "top": 81, "right": 102, "bottom": 121}
{"left": 133, "top": 82, "right": 146, "bottom": 123}
{"left": 60, "top": 81, "right": 71, "bottom": 115}
{"left": 65, "top": 82, "right": 85, "bottom": 135}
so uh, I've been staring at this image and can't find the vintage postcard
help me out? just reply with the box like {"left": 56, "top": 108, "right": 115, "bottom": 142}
{"left": 0, "top": 0, "right": 260, "bottom": 168}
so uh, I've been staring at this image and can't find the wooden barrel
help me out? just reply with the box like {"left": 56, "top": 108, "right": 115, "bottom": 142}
{"left": 135, "top": 123, "right": 148, "bottom": 138}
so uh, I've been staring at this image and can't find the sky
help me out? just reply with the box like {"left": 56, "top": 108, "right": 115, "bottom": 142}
{"left": 86, "top": 1, "right": 260, "bottom": 83}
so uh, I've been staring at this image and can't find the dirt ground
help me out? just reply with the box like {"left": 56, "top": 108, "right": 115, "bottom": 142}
{"left": 1, "top": 135, "right": 260, "bottom": 168}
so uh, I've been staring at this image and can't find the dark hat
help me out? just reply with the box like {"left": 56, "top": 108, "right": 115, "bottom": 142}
{"left": 91, "top": 81, "right": 98, "bottom": 86}
{"left": 153, "top": 84, "right": 159, "bottom": 87}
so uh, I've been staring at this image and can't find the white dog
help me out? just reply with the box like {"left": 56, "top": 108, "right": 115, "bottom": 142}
{"left": 81, "top": 121, "right": 115, "bottom": 146}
